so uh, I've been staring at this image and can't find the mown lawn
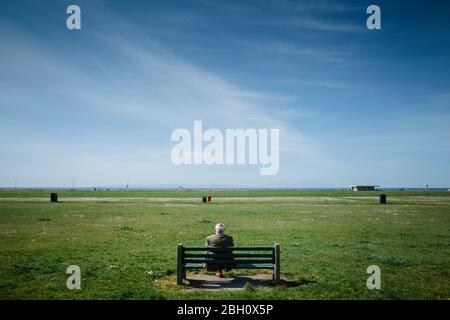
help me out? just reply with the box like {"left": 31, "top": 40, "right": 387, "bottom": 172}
{"left": 0, "top": 190, "right": 449, "bottom": 299}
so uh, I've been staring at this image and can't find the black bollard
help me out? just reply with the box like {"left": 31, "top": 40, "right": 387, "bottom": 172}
{"left": 202, "top": 196, "right": 207, "bottom": 203}
{"left": 50, "top": 193, "right": 58, "bottom": 203}
{"left": 379, "top": 194, "right": 387, "bottom": 204}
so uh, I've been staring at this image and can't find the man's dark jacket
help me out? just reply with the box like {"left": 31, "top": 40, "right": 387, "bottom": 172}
{"left": 205, "top": 234, "right": 235, "bottom": 271}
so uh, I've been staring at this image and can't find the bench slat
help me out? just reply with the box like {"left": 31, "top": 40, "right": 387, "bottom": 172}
{"left": 184, "top": 263, "right": 274, "bottom": 269}
{"left": 184, "top": 253, "right": 274, "bottom": 258}
{"left": 184, "top": 246, "right": 274, "bottom": 251}
{"left": 184, "top": 259, "right": 274, "bottom": 264}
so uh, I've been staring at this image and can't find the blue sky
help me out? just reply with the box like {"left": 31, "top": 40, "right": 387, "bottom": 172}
{"left": 1, "top": 0, "right": 449, "bottom": 188}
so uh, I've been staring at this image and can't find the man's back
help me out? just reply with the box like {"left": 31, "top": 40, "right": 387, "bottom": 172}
{"left": 206, "top": 234, "right": 234, "bottom": 247}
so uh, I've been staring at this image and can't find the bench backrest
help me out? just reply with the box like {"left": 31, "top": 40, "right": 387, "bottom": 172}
{"left": 179, "top": 244, "right": 278, "bottom": 265}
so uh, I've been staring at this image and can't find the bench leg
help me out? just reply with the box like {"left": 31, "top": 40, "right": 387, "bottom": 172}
{"left": 274, "top": 243, "right": 281, "bottom": 283}
{"left": 177, "top": 269, "right": 183, "bottom": 285}
{"left": 273, "top": 268, "right": 280, "bottom": 283}
{"left": 177, "top": 244, "right": 184, "bottom": 285}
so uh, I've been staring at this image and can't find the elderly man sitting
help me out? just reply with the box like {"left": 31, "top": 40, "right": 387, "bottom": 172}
{"left": 205, "top": 223, "right": 235, "bottom": 278}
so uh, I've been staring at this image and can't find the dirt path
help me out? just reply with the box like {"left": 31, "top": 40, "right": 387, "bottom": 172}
{"left": 1, "top": 196, "right": 449, "bottom": 204}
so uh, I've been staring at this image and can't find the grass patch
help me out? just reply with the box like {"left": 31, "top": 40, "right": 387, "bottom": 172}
{"left": 0, "top": 189, "right": 449, "bottom": 299}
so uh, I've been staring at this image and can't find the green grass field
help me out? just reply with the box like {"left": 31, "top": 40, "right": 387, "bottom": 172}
{"left": 0, "top": 189, "right": 449, "bottom": 300}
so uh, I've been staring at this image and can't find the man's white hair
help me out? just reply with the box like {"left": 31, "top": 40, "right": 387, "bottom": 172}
{"left": 215, "top": 223, "right": 225, "bottom": 234}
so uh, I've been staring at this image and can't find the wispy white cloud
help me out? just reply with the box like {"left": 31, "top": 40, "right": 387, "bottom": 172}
{"left": 293, "top": 1, "right": 361, "bottom": 13}
{"left": 277, "top": 78, "right": 353, "bottom": 89}
{"left": 0, "top": 7, "right": 322, "bottom": 186}
{"left": 289, "top": 16, "right": 362, "bottom": 32}
{"left": 237, "top": 39, "right": 355, "bottom": 63}
{"left": 198, "top": 0, "right": 363, "bottom": 33}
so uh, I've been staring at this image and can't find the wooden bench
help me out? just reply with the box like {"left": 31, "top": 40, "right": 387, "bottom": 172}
{"left": 177, "top": 243, "right": 280, "bottom": 285}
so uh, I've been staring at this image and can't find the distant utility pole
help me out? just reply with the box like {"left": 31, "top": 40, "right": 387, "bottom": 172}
{"left": 14, "top": 179, "right": 17, "bottom": 192}
{"left": 72, "top": 180, "right": 75, "bottom": 191}
{"left": 126, "top": 179, "right": 129, "bottom": 190}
